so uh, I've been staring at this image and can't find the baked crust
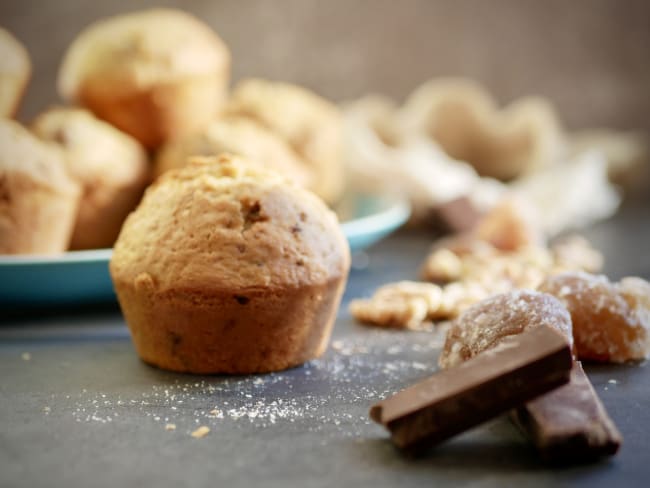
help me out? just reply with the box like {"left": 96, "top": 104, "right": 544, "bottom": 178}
{"left": 0, "top": 119, "right": 80, "bottom": 254}
{"left": 58, "top": 8, "right": 230, "bottom": 148}
{"left": 154, "top": 115, "right": 311, "bottom": 189}
{"left": 114, "top": 278, "right": 345, "bottom": 373}
{"left": 33, "top": 107, "right": 150, "bottom": 249}
{"left": 0, "top": 28, "right": 31, "bottom": 117}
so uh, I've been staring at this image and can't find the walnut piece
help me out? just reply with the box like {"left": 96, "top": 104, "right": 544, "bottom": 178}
{"left": 349, "top": 281, "right": 443, "bottom": 330}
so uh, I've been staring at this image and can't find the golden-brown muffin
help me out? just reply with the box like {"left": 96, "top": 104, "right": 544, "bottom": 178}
{"left": 0, "top": 118, "right": 80, "bottom": 254}
{"left": 58, "top": 8, "right": 230, "bottom": 149}
{"left": 110, "top": 154, "right": 350, "bottom": 374}
{"left": 154, "top": 115, "right": 311, "bottom": 188}
{"left": 0, "top": 28, "right": 31, "bottom": 117}
{"left": 226, "top": 78, "right": 344, "bottom": 205}
{"left": 400, "top": 78, "right": 565, "bottom": 181}
{"left": 32, "top": 107, "right": 150, "bottom": 249}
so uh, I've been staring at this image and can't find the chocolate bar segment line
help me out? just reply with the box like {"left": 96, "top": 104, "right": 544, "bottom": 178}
{"left": 370, "top": 325, "right": 573, "bottom": 451}
{"left": 511, "top": 361, "right": 622, "bottom": 463}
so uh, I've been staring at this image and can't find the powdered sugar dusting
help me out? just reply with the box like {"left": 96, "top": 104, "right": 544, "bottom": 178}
{"left": 64, "top": 327, "right": 443, "bottom": 438}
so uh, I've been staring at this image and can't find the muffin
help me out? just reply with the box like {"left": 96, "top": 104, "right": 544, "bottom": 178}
{"left": 154, "top": 115, "right": 311, "bottom": 188}
{"left": 0, "top": 28, "right": 31, "bottom": 117}
{"left": 110, "top": 154, "right": 351, "bottom": 374}
{"left": 58, "top": 8, "right": 231, "bottom": 149}
{"left": 0, "top": 118, "right": 80, "bottom": 254}
{"left": 226, "top": 78, "right": 344, "bottom": 205}
{"left": 32, "top": 107, "right": 150, "bottom": 249}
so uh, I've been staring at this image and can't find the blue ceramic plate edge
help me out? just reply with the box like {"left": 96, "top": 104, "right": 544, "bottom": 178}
{"left": 0, "top": 192, "right": 410, "bottom": 304}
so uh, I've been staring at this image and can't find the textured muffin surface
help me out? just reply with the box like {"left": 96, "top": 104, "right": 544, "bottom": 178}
{"left": 58, "top": 8, "right": 229, "bottom": 97}
{"left": 32, "top": 107, "right": 150, "bottom": 249}
{"left": 0, "top": 118, "right": 80, "bottom": 254}
{"left": 57, "top": 8, "right": 231, "bottom": 148}
{"left": 154, "top": 115, "right": 311, "bottom": 188}
{"left": 110, "top": 154, "right": 350, "bottom": 373}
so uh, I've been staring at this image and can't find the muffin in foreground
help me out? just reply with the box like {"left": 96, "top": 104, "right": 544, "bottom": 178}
{"left": 0, "top": 28, "right": 31, "bottom": 117}
{"left": 0, "top": 118, "right": 80, "bottom": 254}
{"left": 58, "top": 8, "right": 230, "bottom": 148}
{"left": 110, "top": 154, "right": 351, "bottom": 373}
{"left": 32, "top": 107, "right": 150, "bottom": 249}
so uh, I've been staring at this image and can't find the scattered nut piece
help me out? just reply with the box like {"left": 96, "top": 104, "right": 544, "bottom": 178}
{"left": 165, "top": 423, "right": 176, "bottom": 431}
{"left": 551, "top": 235, "right": 604, "bottom": 273}
{"left": 209, "top": 409, "right": 221, "bottom": 417}
{"left": 354, "top": 204, "right": 603, "bottom": 332}
{"left": 421, "top": 248, "right": 463, "bottom": 283}
{"left": 421, "top": 233, "right": 603, "bottom": 313}
{"left": 349, "top": 281, "right": 442, "bottom": 329}
{"left": 350, "top": 297, "right": 429, "bottom": 330}
{"left": 190, "top": 426, "right": 210, "bottom": 438}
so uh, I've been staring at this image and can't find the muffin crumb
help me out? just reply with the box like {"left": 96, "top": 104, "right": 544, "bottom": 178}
{"left": 191, "top": 426, "right": 210, "bottom": 438}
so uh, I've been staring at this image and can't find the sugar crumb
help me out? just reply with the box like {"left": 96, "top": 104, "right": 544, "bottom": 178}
{"left": 191, "top": 426, "right": 210, "bottom": 438}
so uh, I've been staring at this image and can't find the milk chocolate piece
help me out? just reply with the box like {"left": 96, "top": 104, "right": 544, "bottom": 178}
{"left": 434, "top": 196, "right": 483, "bottom": 233}
{"left": 370, "top": 326, "right": 572, "bottom": 452}
{"left": 512, "top": 362, "right": 622, "bottom": 463}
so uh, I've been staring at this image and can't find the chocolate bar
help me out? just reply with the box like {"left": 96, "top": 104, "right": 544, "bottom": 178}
{"left": 370, "top": 326, "right": 572, "bottom": 452}
{"left": 511, "top": 361, "right": 622, "bottom": 463}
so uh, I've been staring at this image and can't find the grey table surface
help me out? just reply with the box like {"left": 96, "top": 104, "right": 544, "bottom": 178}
{"left": 1, "top": 200, "right": 650, "bottom": 488}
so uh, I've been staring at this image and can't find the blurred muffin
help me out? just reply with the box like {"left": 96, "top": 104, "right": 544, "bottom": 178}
{"left": 154, "top": 115, "right": 311, "bottom": 188}
{"left": 58, "top": 8, "right": 230, "bottom": 149}
{"left": 226, "top": 78, "right": 344, "bottom": 205}
{"left": 110, "top": 154, "right": 350, "bottom": 374}
{"left": 32, "top": 107, "right": 150, "bottom": 249}
{"left": 0, "top": 118, "right": 80, "bottom": 254}
{"left": 400, "top": 78, "right": 565, "bottom": 181}
{"left": 0, "top": 28, "right": 31, "bottom": 117}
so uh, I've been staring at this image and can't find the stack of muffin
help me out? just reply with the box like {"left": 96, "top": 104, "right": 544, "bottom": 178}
{"left": 1, "top": 9, "right": 351, "bottom": 375}
{"left": 0, "top": 8, "right": 346, "bottom": 255}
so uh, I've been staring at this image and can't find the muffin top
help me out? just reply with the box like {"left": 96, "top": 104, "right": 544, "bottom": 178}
{"left": 0, "top": 28, "right": 31, "bottom": 117}
{"left": 111, "top": 154, "right": 350, "bottom": 294}
{"left": 0, "top": 118, "right": 78, "bottom": 195}
{"left": 58, "top": 8, "right": 230, "bottom": 98}
{"left": 32, "top": 107, "right": 149, "bottom": 188}
{"left": 226, "top": 78, "right": 344, "bottom": 203}
{"left": 0, "top": 28, "right": 30, "bottom": 76}
{"left": 154, "top": 115, "right": 311, "bottom": 188}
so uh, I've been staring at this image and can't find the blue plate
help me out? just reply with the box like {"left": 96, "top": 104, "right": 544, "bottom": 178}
{"left": 0, "top": 192, "right": 409, "bottom": 306}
